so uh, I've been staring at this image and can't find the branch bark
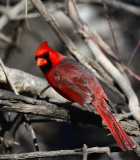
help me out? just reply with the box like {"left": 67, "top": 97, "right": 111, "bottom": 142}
{"left": 0, "top": 66, "right": 49, "bottom": 97}
{"left": 77, "top": 0, "right": 140, "bottom": 16}
{"left": 0, "top": 91, "right": 139, "bottom": 137}
{"left": 0, "top": 0, "right": 25, "bottom": 31}
{"left": 0, "top": 146, "right": 110, "bottom": 159}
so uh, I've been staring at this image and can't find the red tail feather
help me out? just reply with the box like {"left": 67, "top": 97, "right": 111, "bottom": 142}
{"left": 93, "top": 99, "right": 134, "bottom": 151}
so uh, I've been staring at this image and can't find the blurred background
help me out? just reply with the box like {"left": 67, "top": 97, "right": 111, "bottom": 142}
{"left": 0, "top": 0, "right": 140, "bottom": 159}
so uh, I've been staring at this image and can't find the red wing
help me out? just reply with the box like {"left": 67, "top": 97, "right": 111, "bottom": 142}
{"left": 53, "top": 58, "right": 95, "bottom": 106}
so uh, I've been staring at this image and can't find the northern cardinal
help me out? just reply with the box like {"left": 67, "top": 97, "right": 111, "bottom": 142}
{"left": 35, "top": 42, "right": 134, "bottom": 151}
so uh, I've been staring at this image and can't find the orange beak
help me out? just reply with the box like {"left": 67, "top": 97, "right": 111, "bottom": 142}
{"left": 36, "top": 57, "right": 47, "bottom": 67}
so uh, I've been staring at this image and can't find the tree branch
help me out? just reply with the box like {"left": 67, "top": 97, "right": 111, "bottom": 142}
{"left": 0, "top": 146, "right": 110, "bottom": 159}
{"left": 0, "top": 91, "right": 139, "bottom": 137}
{"left": 0, "top": 0, "right": 25, "bottom": 31}
{"left": 77, "top": 0, "right": 140, "bottom": 16}
{"left": 0, "top": 66, "right": 49, "bottom": 97}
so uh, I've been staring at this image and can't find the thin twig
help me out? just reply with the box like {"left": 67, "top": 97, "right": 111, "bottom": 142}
{"left": 0, "top": 58, "right": 19, "bottom": 95}
{"left": 102, "top": 0, "right": 120, "bottom": 57}
{"left": 25, "top": 0, "right": 30, "bottom": 30}
{"left": 24, "top": 114, "right": 39, "bottom": 151}
{"left": 77, "top": 0, "right": 140, "bottom": 16}
{"left": 128, "top": 40, "right": 140, "bottom": 65}
{"left": 0, "top": 146, "right": 110, "bottom": 159}
{"left": 2, "top": 114, "right": 23, "bottom": 149}
{"left": 0, "top": 32, "right": 12, "bottom": 43}
{"left": 83, "top": 144, "right": 88, "bottom": 160}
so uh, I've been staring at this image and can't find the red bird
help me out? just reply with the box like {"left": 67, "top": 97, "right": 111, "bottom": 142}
{"left": 35, "top": 42, "right": 134, "bottom": 151}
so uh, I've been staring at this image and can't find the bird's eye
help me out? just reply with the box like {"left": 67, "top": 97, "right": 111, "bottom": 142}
{"left": 44, "top": 52, "right": 49, "bottom": 58}
{"left": 42, "top": 52, "right": 49, "bottom": 60}
{"left": 38, "top": 52, "right": 49, "bottom": 60}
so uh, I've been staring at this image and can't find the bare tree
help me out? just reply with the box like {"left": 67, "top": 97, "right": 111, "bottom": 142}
{"left": 0, "top": 0, "right": 140, "bottom": 159}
